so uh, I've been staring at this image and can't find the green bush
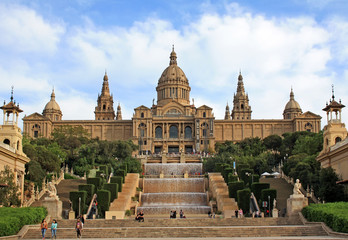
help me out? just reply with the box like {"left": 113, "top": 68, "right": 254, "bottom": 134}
{"left": 240, "top": 168, "right": 254, "bottom": 186}
{"left": 228, "top": 173, "right": 238, "bottom": 183}
{"left": 87, "top": 177, "right": 103, "bottom": 191}
{"left": 260, "top": 189, "right": 277, "bottom": 211}
{"left": 0, "top": 207, "right": 47, "bottom": 237}
{"left": 302, "top": 202, "right": 348, "bottom": 233}
{"left": 96, "top": 170, "right": 107, "bottom": 180}
{"left": 103, "top": 183, "right": 118, "bottom": 202}
{"left": 78, "top": 184, "right": 95, "bottom": 204}
{"left": 222, "top": 167, "right": 233, "bottom": 182}
{"left": 97, "top": 190, "right": 111, "bottom": 217}
{"left": 237, "top": 164, "right": 249, "bottom": 176}
{"left": 120, "top": 164, "right": 128, "bottom": 174}
{"left": 237, "top": 188, "right": 251, "bottom": 214}
{"left": 64, "top": 173, "right": 79, "bottom": 179}
{"left": 252, "top": 174, "right": 260, "bottom": 183}
{"left": 69, "top": 191, "right": 87, "bottom": 216}
{"left": 99, "top": 165, "right": 109, "bottom": 177}
{"left": 251, "top": 182, "right": 270, "bottom": 202}
{"left": 115, "top": 169, "right": 126, "bottom": 183}
{"left": 228, "top": 181, "right": 244, "bottom": 199}
{"left": 110, "top": 176, "right": 123, "bottom": 192}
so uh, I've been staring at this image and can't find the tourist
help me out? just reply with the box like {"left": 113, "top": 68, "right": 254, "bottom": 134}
{"left": 79, "top": 214, "right": 85, "bottom": 227}
{"left": 180, "top": 209, "right": 184, "bottom": 218}
{"left": 173, "top": 210, "right": 177, "bottom": 218}
{"left": 40, "top": 219, "right": 48, "bottom": 240}
{"left": 170, "top": 211, "right": 173, "bottom": 218}
{"left": 235, "top": 210, "right": 238, "bottom": 218}
{"left": 135, "top": 210, "right": 144, "bottom": 222}
{"left": 76, "top": 218, "right": 83, "bottom": 238}
{"left": 239, "top": 208, "right": 243, "bottom": 218}
{"left": 51, "top": 219, "right": 57, "bottom": 239}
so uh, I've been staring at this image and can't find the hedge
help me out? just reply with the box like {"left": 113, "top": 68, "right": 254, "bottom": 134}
{"left": 251, "top": 182, "right": 270, "bottom": 202}
{"left": 78, "top": 184, "right": 95, "bottom": 204}
{"left": 260, "top": 189, "right": 277, "bottom": 212}
{"left": 240, "top": 168, "right": 254, "bottom": 186}
{"left": 99, "top": 165, "right": 109, "bottom": 177}
{"left": 228, "top": 181, "right": 244, "bottom": 199}
{"left": 302, "top": 202, "right": 348, "bottom": 233}
{"left": 0, "top": 207, "right": 47, "bottom": 237}
{"left": 237, "top": 164, "right": 249, "bottom": 176}
{"left": 96, "top": 170, "right": 106, "bottom": 180}
{"left": 222, "top": 167, "right": 233, "bottom": 182}
{"left": 237, "top": 188, "right": 251, "bottom": 214}
{"left": 120, "top": 164, "right": 128, "bottom": 174}
{"left": 97, "top": 190, "right": 111, "bottom": 217}
{"left": 87, "top": 177, "right": 103, "bottom": 191}
{"left": 103, "top": 183, "right": 118, "bottom": 202}
{"left": 228, "top": 173, "right": 238, "bottom": 183}
{"left": 110, "top": 176, "right": 123, "bottom": 192}
{"left": 115, "top": 169, "right": 126, "bottom": 183}
{"left": 69, "top": 191, "right": 87, "bottom": 216}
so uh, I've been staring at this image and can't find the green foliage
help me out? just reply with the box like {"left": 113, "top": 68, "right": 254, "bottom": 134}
{"left": 292, "top": 133, "right": 323, "bottom": 156}
{"left": 97, "top": 190, "right": 111, "bottom": 217}
{"left": 78, "top": 184, "right": 95, "bottom": 204}
{"left": 222, "top": 167, "right": 233, "bottom": 182}
{"left": 227, "top": 173, "right": 238, "bottom": 183}
{"left": 317, "top": 168, "right": 345, "bottom": 202}
{"left": 103, "top": 183, "right": 118, "bottom": 202}
{"left": 0, "top": 207, "right": 47, "bottom": 237}
{"left": 240, "top": 168, "right": 254, "bottom": 186}
{"left": 0, "top": 166, "right": 20, "bottom": 207}
{"left": 237, "top": 137, "right": 265, "bottom": 156}
{"left": 260, "top": 189, "right": 277, "bottom": 210}
{"left": 110, "top": 176, "right": 123, "bottom": 192}
{"left": 125, "top": 209, "right": 132, "bottom": 216}
{"left": 69, "top": 191, "right": 87, "bottom": 216}
{"left": 263, "top": 135, "right": 282, "bottom": 151}
{"left": 115, "top": 169, "right": 126, "bottom": 183}
{"left": 228, "top": 181, "right": 245, "bottom": 199}
{"left": 64, "top": 173, "right": 79, "bottom": 179}
{"left": 302, "top": 202, "right": 348, "bottom": 233}
{"left": 251, "top": 182, "right": 270, "bottom": 202}
{"left": 99, "top": 165, "right": 109, "bottom": 177}
{"left": 87, "top": 177, "right": 103, "bottom": 191}
{"left": 237, "top": 188, "right": 251, "bottom": 214}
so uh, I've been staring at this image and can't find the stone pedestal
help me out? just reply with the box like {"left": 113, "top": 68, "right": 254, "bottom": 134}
{"left": 68, "top": 210, "right": 75, "bottom": 220}
{"left": 287, "top": 194, "right": 308, "bottom": 216}
{"left": 184, "top": 171, "right": 188, "bottom": 178}
{"left": 42, "top": 197, "right": 63, "bottom": 220}
{"left": 161, "top": 154, "right": 167, "bottom": 163}
{"left": 272, "top": 208, "right": 279, "bottom": 218}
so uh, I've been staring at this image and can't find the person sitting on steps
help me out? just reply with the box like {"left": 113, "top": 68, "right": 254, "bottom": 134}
{"left": 135, "top": 210, "right": 144, "bottom": 222}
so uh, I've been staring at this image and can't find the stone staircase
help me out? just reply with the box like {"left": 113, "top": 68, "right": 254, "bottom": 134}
{"left": 22, "top": 216, "right": 334, "bottom": 239}
{"left": 56, "top": 179, "right": 87, "bottom": 210}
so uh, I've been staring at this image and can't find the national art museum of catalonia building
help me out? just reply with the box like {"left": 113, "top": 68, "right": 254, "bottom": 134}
{"left": 22, "top": 48, "right": 321, "bottom": 154}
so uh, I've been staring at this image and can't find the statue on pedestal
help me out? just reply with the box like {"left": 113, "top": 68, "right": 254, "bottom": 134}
{"left": 293, "top": 179, "right": 302, "bottom": 195}
{"left": 47, "top": 182, "right": 58, "bottom": 199}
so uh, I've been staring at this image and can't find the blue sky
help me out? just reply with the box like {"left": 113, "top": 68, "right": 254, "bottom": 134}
{"left": 1, "top": 0, "right": 348, "bottom": 128}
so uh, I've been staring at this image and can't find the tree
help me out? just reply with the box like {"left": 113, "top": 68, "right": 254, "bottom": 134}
{"left": 317, "top": 167, "right": 345, "bottom": 202}
{"left": 25, "top": 160, "right": 45, "bottom": 183}
{"left": 263, "top": 135, "right": 282, "bottom": 151}
{"left": 0, "top": 166, "right": 20, "bottom": 206}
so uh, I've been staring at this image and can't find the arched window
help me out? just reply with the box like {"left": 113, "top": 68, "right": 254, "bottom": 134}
{"left": 17, "top": 141, "right": 19, "bottom": 150}
{"left": 241, "top": 104, "right": 244, "bottom": 109}
{"left": 335, "top": 137, "right": 342, "bottom": 144}
{"left": 155, "top": 126, "right": 162, "bottom": 139}
{"left": 141, "top": 112, "right": 144, "bottom": 118}
{"left": 169, "top": 125, "right": 178, "bottom": 138}
{"left": 203, "top": 112, "right": 206, "bottom": 118}
{"left": 3, "top": 139, "right": 10, "bottom": 145}
{"left": 185, "top": 126, "right": 192, "bottom": 139}
{"left": 103, "top": 104, "right": 106, "bottom": 110}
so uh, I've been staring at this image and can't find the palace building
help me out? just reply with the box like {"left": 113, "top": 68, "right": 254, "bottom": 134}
{"left": 22, "top": 47, "right": 321, "bottom": 153}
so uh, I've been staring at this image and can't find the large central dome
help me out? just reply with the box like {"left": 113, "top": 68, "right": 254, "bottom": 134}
{"left": 156, "top": 47, "right": 191, "bottom": 106}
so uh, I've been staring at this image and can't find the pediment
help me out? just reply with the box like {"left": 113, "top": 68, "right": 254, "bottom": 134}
{"left": 22, "top": 112, "right": 48, "bottom": 120}
{"left": 297, "top": 111, "right": 321, "bottom": 119}
{"left": 197, "top": 105, "right": 212, "bottom": 110}
{"left": 134, "top": 105, "right": 150, "bottom": 111}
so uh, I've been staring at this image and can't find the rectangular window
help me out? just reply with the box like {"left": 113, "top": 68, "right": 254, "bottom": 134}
{"left": 34, "top": 131, "right": 38, "bottom": 138}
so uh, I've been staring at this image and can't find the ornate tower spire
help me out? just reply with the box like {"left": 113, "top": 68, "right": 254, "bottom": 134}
{"left": 95, "top": 72, "right": 115, "bottom": 120}
{"left": 116, "top": 102, "right": 122, "bottom": 120}
{"left": 43, "top": 88, "right": 62, "bottom": 121}
{"left": 232, "top": 71, "right": 252, "bottom": 120}
{"left": 169, "top": 45, "right": 177, "bottom": 65}
{"left": 225, "top": 102, "right": 231, "bottom": 120}
{"left": 283, "top": 88, "right": 302, "bottom": 119}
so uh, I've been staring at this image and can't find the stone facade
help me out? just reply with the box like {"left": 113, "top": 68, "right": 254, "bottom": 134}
{"left": 23, "top": 48, "right": 321, "bottom": 153}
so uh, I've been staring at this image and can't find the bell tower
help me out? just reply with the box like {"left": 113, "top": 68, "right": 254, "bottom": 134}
{"left": 321, "top": 85, "right": 347, "bottom": 153}
{"left": 0, "top": 87, "right": 25, "bottom": 155}
{"left": 95, "top": 72, "right": 115, "bottom": 120}
{"left": 231, "top": 72, "right": 252, "bottom": 120}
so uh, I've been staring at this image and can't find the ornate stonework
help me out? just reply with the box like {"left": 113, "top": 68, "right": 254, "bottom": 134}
{"left": 22, "top": 48, "right": 322, "bottom": 153}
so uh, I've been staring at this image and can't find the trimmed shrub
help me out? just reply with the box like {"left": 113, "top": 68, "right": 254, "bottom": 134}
{"left": 120, "top": 164, "right": 128, "bottom": 174}
{"left": 237, "top": 188, "right": 251, "bottom": 214}
{"left": 302, "top": 202, "right": 348, "bottom": 233}
{"left": 87, "top": 177, "right": 103, "bottom": 191}
{"left": 0, "top": 207, "right": 47, "bottom": 237}
{"left": 228, "top": 173, "right": 238, "bottom": 183}
{"left": 222, "top": 167, "right": 233, "bottom": 182}
{"left": 215, "top": 163, "right": 223, "bottom": 172}
{"left": 115, "top": 169, "right": 126, "bottom": 183}
{"left": 252, "top": 174, "right": 260, "bottom": 183}
{"left": 96, "top": 170, "right": 106, "bottom": 180}
{"left": 260, "top": 189, "right": 277, "bottom": 212}
{"left": 228, "top": 181, "right": 244, "bottom": 199}
{"left": 110, "top": 176, "right": 123, "bottom": 192}
{"left": 64, "top": 173, "right": 79, "bottom": 179}
{"left": 103, "top": 183, "right": 118, "bottom": 202}
{"left": 69, "top": 191, "right": 87, "bottom": 216}
{"left": 97, "top": 190, "right": 111, "bottom": 217}
{"left": 237, "top": 164, "right": 249, "bottom": 176}
{"left": 78, "top": 184, "right": 95, "bottom": 204}
{"left": 99, "top": 165, "right": 109, "bottom": 177}
{"left": 251, "top": 182, "right": 270, "bottom": 202}
{"left": 240, "top": 168, "right": 254, "bottom": 186}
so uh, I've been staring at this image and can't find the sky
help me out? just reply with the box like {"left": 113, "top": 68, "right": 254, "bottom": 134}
{"left": 1, "top": 0, "right": 348, "bottom": 129}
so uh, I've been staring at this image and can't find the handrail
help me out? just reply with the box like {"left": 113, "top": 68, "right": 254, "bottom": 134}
{"left": 250, "top": 192, "right": 261, "bottom": 213}
{"left": 85, "top": 193, "right": 97, "bottom": 219}
{"left": 107, "top": 172, "right": 114, "bottom": 183}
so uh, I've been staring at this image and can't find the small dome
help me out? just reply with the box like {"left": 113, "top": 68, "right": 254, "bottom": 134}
{"left": 284, "top": 89, "right": 301, "bottom": 111}
{"left": 43, "top": 90, "right": 61, "bottom": 112}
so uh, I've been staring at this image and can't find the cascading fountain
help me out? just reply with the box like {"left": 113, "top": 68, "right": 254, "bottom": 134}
{"left": 137, "top": 163, "right": 211, "bottom": 215}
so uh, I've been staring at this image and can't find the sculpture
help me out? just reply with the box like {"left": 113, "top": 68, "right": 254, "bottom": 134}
{"left": 47, "top": 181, "right": 57, "bottom": 198}
{"left": 273, "top": 198, "right": 277, "bottom": 209}
{"left": 293, "top": 179, "right": 302, "bottom": 195}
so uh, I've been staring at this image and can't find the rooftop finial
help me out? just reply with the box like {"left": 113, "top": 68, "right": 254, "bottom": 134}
{"left": 172, "top": 44, "right": 174, "bottom": 52}
{"left": 10, "top": 86, "right": 14, "bottom": 102}
{"left": 332, "top": 84, "right": 335, "bottom": 100}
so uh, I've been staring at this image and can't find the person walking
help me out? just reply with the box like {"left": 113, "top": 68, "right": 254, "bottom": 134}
{"left": 51, "top": 219, "right": 57, "bottom": 239}
{"left": 40, "top": 219, "right": 48, "bottom": 240}
{"left": 76, "top": 218, "right": 83, "bottom": 239}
